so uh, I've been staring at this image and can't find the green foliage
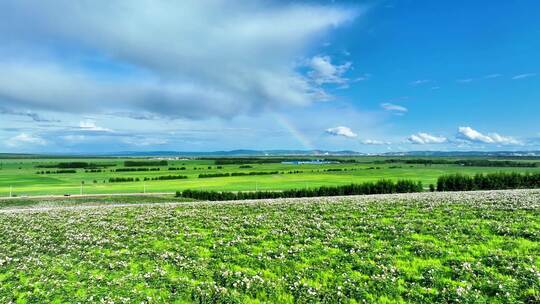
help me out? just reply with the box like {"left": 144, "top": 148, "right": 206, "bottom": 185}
{"left": 437, "top": 172, "right": 540, "bottom": 191}
{"left": 124, "top": 160, "right": 168, "bottom": 167}
{"left": 144, "top": 175, "right": 188, "bottom": 181}
{"left": 0, "top": 190, "right": 538, "bottom": 303}
{"left": 212, "top": 158, "right": 310, "bottom": 165}
{"left": 36, "top": 169, "right": 77, "bottom": 174}
{"left": 199, "top": 171, "right": 282, "bottom": 178}
{"left": 381, "top": 159, "right": 539, "bottom": 167}
{"left": 36, "top": 162, "right": 115, "bottom": 169}
{"left": 178, "top": 179, "right": 423, "bottom": 200}
{"left": 109, "top": 177, "right": 140, "bottom": 183}
{"left": 168, "top": 167, "right": 186, "bottom": 171}
{"left": 115, "top": 167, "right": 160, "bottom": 172}
{"left": 3, "top": 156, "right": 540, "bottom": 197}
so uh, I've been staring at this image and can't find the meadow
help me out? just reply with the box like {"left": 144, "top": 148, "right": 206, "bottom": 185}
{"left": 0, "top": 190, "right": 538, "bottom": 303}
{"left": 1, "top": 156, "right": 540, "bottom": 197}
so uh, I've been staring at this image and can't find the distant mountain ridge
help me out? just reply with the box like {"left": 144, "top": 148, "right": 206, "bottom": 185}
{"left": 108, "top": 149, "right": 365, "bottom": 157}
{"left": 105, "top": 150, "right": 540, "bottom": 157}
{"left": 3, "top": 150, "right": 540, "bottom": 158}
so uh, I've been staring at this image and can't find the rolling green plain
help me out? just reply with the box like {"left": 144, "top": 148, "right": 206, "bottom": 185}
{"left": 1, "top": 190, "right": 539, "bottom": 303}
{"left": 2, "top": 157, "right": 540, "bottom": 197}
{"left": 0, "top": 156, "right": 539, "bottom": 303}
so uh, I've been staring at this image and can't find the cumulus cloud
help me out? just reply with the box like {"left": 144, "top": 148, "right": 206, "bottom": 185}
{"left": 5, "top": 133, "right": 47, "bottom": 147}
{"left": 457, "top": 126, "right": 520, "bottom": 145}
{"left": 308, "top": 55, "right": 352, "bottom": 85}
{"left": 78, "top": 120, "right": 113, "bottom": 132}
{"left": 381, "top": 103, "right": 408, "bottom": 114}
{"left": 0, "top": 1, "right": 359, "bottom": 119}
{"left": 408, "top": 132, "right": 447, "bottom": 144}
{"left": 325, "top": 126, "right": 357, "bottom": 138}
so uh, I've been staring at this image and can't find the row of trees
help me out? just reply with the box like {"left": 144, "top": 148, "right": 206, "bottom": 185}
{"left": 109, "top": 177, "right": 140, "bottom": 183}
{"left": 436, "top": 172, "right": 540, "bottom": 191}
{"left": 211, "top": 158, "right": 310, "bottom": 165}
{"left": 177, "top": 179, "right": 423, "bottom": 201}
{"left": 144, "top": 175, "right": 188, "bottom": 181}
{"left": 198, "top": 173, "right": 230, "bottom": 178}
{"left": 115, "top": 168, "right": 161, "bottom": 172}
{"left": 380, "top": 159, "right": 538, "bottom": 167}
{"left": 124, "top": 160, "right": 168, "bottom": 167}
{"left": 36, "top": 162, "right": 115, "bottom": 169}
{"left": 36, "top": 170, "right": 77, "bottom": 174}
{"left": 231, "top": 171, "right": 279, "bottom": 176}
{"left": 198, "top": 171, "right": 280, "bottom": 178}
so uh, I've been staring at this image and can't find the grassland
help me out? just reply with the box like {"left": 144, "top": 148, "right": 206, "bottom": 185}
{"left": 0, "top": 190, "right": 538, "bottom": 303}
{"left": 2, "top": 157, "right": 540, "bottom": 197}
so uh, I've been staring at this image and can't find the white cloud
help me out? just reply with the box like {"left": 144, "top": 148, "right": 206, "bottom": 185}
{"left": 381, "top": 103, "right": 408, "bottom": 114}
{"left": 308, "top": 55, "right": 352, "bottom": 85}
{"left": 0, "top": 1, "right": 359, "bottom": 119}
{"left": 5, "top": 133, "right": 47, "bottom": 147}
{"left": 325, "top": 126, "right": 357, "bottom": 138}
{"left": 408, "top": 132, "right": 447, "bottom": 144}
{"left": 512, "top": 73, "right": 536, "bottom": 80}
{"left": 361, "top": 139, "right": 390, "bottom": 145}
{"left": 457, "top": 78, "right": 474, "bottom": 83}
{"left": 79, "top": 120, "right": 113, "bottom": 132}
{"left": 354, "top": 73, "right": 371, "bottom": 81}
{"left": 484, "top": 74, "right": 502, "bottom": 79}
{"left": 457, "top": 126, "right": 520, "bottom": 145}
{"left": 410, "top": 79, "right": 431, "bottom": 86}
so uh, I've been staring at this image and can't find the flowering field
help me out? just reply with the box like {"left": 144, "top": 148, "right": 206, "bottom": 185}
{"left": 0, "top": 190, "right": 539, "bottom": 303}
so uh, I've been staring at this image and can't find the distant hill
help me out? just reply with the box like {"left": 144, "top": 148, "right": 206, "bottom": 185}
{"left": 101, "top": 150, "right": 540, "bottom": 157}
{"left": 2, "top": 150, "right": 540, "bottom": 158}
{"left": 108, "top": 149, "right": 366, "bottom": 157}
{"left": 381, "top": 151, "right": 540, "bottom": 157}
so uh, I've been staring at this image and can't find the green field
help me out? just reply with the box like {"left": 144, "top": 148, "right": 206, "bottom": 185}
{"left": 1, "top": 157, "right": 540, "bottom": 197}
{"left": 0, "top": 190, "right": 538, "bottom": 303}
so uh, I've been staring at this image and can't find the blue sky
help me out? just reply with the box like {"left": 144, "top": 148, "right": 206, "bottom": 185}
{"left": 0, "top": 0, "right": 539, "bottom": 153}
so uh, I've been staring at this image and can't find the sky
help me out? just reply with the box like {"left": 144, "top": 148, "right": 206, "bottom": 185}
{"left": 0, "top": 0, "right": 539, "bottom": 153}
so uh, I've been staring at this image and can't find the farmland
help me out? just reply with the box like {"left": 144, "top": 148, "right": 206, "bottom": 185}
{"left": 1, "top": 156, "right": 540, "bottom": 197}
{"left": 0, "top": 190, "right": 539, "bottom": 303}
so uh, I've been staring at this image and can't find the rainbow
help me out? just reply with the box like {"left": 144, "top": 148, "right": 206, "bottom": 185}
{"left": 273, "top": 113, "right": 315, "bottom": 150}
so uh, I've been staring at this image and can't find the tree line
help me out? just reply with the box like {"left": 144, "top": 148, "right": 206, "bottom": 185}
{"left": 124, "top": 160, "right": 168, "bottom": 167}
{"left": 177, "top": 179, "right": 423, "bottom": 201}
{"left": 144, "top": 175, "right": 188, "bottom": 181}
{"left": 198, "top": 171, "right": 279, "bottom": 178}
{"left": 36, "top": 170, "right": 77, "bottom": 174}
{"left": 379, "top": 159, "right": 538, "bottom": 167}
{"left": 436, "top": 172, "right": 540, "bottom": 191}
{"left": 36, "top": 162, "right": 116, "bottom": 169}
{"left": 115, "top": 168, "right": 161, "bottom": 172}
{"left": 109, "top": 177, "right": 140, "bottom": 183}
{"left": 211, "top": 158, "right": 302, "bottom": 165}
